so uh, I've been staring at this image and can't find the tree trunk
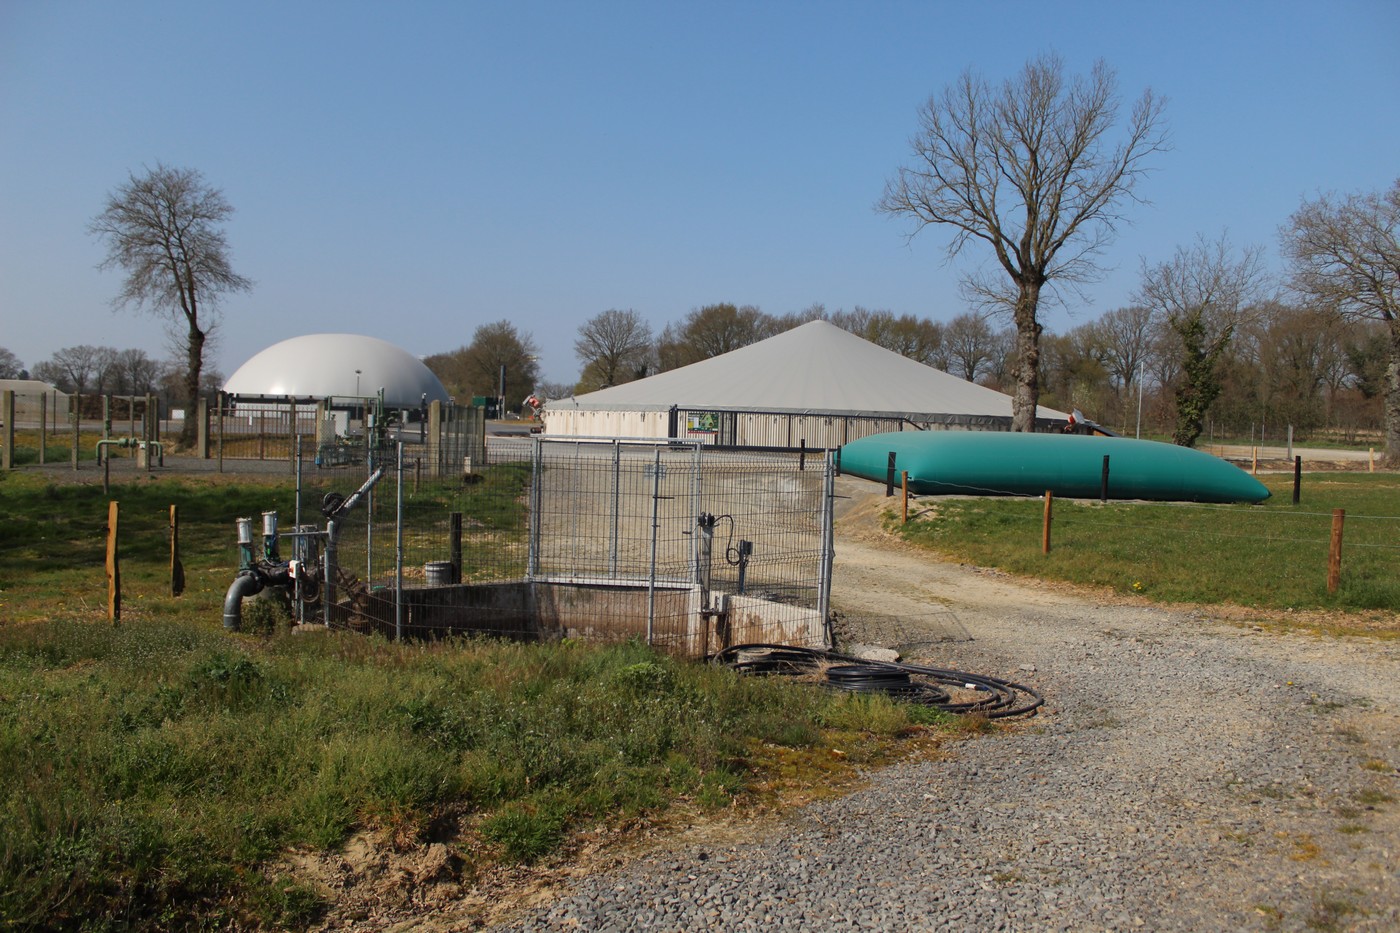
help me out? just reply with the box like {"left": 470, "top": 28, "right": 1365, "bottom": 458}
{"left": 181, "top": 322, "right": 204, "bottom": 449}
{"left": 1010, "top": 282, "right": 1044, "bottom": 432}
{"left": 1385, "top": 321, "right": 1400, "bottom": 467}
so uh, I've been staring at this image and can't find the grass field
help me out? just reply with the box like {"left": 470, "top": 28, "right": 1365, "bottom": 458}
{"left": 0, "top": 470, "right": 948, "bottom": 930}
{"left": 892, "top": 472, "right": 1400, "bottom": 626}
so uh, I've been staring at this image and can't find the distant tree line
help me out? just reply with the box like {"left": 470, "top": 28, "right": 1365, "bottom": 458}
{"left": 555, "top": 256, "right": 1389, "bottom": 447}
{"left": 422, "top": 321, "right": 541, "bottom": 413}
{"left": 0, "top": 344, "right": 223, "bottom": 417}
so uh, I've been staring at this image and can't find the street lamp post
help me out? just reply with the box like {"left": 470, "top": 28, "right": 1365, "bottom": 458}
{"left": 1136, "top": 362, "right": 1144, "bottom": 440}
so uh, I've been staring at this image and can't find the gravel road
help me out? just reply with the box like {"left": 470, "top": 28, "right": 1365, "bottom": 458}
{"left": 491, "top": 482, "right": 1400, "bottom": 933}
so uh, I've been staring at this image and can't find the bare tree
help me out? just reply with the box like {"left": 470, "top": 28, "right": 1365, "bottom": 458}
{"left": 879, "top": 54, "right": 1167, "bottom": 430}
{"left": 534, "top": 380, "right": 577, "bottom": 402}
{"left": 32, "top": 345, "right": 114, "bottom": 396}
{"left": 1249, "top": 302, "right": 1345, "bottom": 431}
{"left": 1282, "top": 179, "right": 1400, "bottom": 461}
{"left": 574, "top": 309, "right": 653, "bottom": 390}
{"left": 828, "top": 307, "right": 944, "bottom": 365}
{"left": 1136, "top": 235, "right": 1271, "bottom": 447}
{"left": 0, "top": 348, "right": 24, "bottom": 379}
{"left": 827, "top": 306, "right": 873, "bottom": 336}
{"left": 110, "top": 348, "right": 163, "bottom": 396}
{"left": 1095, "top": 305, "right": 1155, "bottom": 393}
{"left": 767, "top": 302, "right": 830, "bottom": 334}
{"left": 944, "top": 313, "right": 998, "bottom": 382}
{"left": 89, "top": 164, "right": 251, "bottom": 446}
{"left": 981, "top": 327, "right": 1017, "bottom": 389}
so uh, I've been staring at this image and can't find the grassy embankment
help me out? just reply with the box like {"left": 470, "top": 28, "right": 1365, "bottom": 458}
{"left": 0, "top": 471, "right": 947, "bottom": 930}
{"left": 892, "top": 471, "right": 1400, "bottom": 630}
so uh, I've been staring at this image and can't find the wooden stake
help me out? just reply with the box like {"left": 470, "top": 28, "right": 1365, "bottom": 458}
{"left": 170, "top": 504, "right": 185, "bottom": 597}
{"left": 107, "top": 500, "right": 120, "bottom": 623}
{"left": 1327, "top": 508, "right": 1345, "bottom": 594}
{"left": 1370, "top": 448, "right": 1375, "bottom": 473}
{"left": 1043, "top": 491, "right": 1053, "bottom": 554}
{"left": 1251, "top": 447, "right": 1258, "bottom": 475}
{"left": 901, "top": 470, "right": 909, "bottom": 523}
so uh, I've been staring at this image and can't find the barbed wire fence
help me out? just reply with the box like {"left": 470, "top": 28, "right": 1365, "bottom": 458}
{"left": 890, "top": 482, "right": 1400, "bottom": 608}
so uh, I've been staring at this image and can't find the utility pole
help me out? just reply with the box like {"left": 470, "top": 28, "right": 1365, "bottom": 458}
{"left": 1136, "top": 362, "right": 1144, "bottom": 440}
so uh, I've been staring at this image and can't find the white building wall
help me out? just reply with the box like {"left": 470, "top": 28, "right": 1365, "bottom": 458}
{"left": 542, "top": 409, "right": 669, "bottom": 440}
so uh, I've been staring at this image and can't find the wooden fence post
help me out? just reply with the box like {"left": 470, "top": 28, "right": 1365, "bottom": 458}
{"left": 107, "top": 501, "right": 121, "bottom": 623}
{"left": 1292, "top": 456, "right": 1301, "bottom": 505}
{"left": 170, "top": 504, "right": 185, "bottom": 597}
{"left": 1043, "top": 491, "right": 1053, "bottom": 554}
{"left": 1, "top": 390, "right": 13, "bottom": 471}
{"left": 1327, "top": 508, "right": 1345, "bottom": 594}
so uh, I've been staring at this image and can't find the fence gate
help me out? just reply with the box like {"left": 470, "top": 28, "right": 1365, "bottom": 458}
{"left": 527, "top": 437, "right": 835, "bottom": 656}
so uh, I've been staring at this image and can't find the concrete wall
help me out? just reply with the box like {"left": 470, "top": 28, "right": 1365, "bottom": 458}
{"left": 376, "top": 579, "right": 828, "bottom": 658}
{"left": 723, "top": 594, "right": 827, "bottom": 650}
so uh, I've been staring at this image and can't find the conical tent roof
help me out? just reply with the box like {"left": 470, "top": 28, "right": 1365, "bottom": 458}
{"left": 548, "top": 320, "right": 1065, "bottom": 422}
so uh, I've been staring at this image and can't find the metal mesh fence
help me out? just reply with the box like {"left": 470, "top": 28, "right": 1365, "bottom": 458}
{"left": 213, "top": 398, "right": 486, "bottom": 478}
{"left": 287, "top": 437, "right": 834, "bottom": 657}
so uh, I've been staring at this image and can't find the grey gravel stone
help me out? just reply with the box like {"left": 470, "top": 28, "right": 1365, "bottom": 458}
{"left": 487, "top": 485, "right": 1400, "bottom": 933}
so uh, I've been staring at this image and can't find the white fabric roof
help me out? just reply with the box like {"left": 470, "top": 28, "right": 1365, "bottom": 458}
{"left": 224, "top": 334, "right": 449, "bottom": 407}
{"left": 549, "top": 320, "right": 1066, "bottom": 422}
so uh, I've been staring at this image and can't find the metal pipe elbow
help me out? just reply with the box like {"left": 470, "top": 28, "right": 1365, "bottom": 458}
{"left": 222, "top": 571, "right": 265, "bottom": 631}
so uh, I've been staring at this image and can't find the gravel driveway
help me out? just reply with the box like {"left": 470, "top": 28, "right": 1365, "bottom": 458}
{"left": 492, "top": 482, "right": 1400, "bottom": 933}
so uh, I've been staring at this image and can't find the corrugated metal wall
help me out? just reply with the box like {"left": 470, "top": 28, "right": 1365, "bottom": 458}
{"left": 542, "top": 406, "right": 1021, "bottom": 446}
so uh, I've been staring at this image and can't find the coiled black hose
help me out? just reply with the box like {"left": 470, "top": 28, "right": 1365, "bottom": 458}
{"left": 711, "top": 644, "right": 1043, "bottom": 719}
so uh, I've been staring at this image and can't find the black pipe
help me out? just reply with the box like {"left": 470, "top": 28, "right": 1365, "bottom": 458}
{"left": 712, "top": 643, "right": 1044, "bottom": 719}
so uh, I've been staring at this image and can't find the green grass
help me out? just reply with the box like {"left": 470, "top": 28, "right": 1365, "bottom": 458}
{"left": 0, "top": 470, "right": 945, "bottom": 929}
{"left": 0, "top": 623, "right": 933, "bottom": 929}
{"left": 894, "top": 472, "right": 1400, "bottom": 617}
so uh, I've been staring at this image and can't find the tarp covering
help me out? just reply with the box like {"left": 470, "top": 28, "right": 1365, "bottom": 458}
{"left": 545, "top": 320, "right": 1067, "bottom": 424}
{"left": 842, "top": 431, "right": 1271, "bottom": 503}
{"left": 224, "top": 334, "right": 449, "bottom": 408}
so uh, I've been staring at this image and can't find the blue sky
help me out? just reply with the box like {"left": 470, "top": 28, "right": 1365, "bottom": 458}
{"left": 2, "top": 0, "right": 1397, "bottom": 387}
